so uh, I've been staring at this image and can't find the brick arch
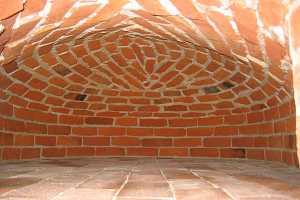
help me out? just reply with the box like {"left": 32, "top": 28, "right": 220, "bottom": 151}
{"left": 0, "top": 0, "right": 298, "bottom": 167}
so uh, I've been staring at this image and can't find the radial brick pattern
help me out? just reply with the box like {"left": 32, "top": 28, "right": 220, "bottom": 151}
{"left": 0, "top": 0, "right": 299, "bottom": 167}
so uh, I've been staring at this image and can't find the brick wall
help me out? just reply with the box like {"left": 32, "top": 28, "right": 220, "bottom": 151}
{"left": 0, "top": 0, "right": 299, "bottom": 167}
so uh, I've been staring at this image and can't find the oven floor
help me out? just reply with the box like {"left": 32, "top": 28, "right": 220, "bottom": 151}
{"left": 0, "top": 158, "right": 300, "bottom": 200}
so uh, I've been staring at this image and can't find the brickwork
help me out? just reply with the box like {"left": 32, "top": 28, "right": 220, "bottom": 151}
{"left": 0, "top": 0, "right": 299, "bottom": 167}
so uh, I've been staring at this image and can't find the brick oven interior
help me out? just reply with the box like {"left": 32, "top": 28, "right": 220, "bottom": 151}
{"left": 1, "top": 0, "right": 300, "bottom": 199}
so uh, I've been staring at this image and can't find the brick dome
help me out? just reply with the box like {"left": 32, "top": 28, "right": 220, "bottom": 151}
{"left": 0, "top": 0, "right": 299, "bottom": 167}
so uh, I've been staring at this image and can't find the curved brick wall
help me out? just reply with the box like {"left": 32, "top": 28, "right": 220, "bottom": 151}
{"left": 0, "top": 0, "right": 299, "bottom": 167}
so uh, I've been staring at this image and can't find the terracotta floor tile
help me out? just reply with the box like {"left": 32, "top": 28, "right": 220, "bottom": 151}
{"left": 0, "top": 158, "right": 299, "bottom": 200}
{"left": 118, "top": 181, "right": 173, "bottom": 198}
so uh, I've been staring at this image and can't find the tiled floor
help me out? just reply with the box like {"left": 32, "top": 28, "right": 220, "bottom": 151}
{"left": 0, "top": 158, "right": 300, "bottom": 200}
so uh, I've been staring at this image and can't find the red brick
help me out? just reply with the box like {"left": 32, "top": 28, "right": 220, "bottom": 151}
{"left": 224, "top": 114, "right": 246, "bottom": 125}
{"left": 36, "top": 136, "right": 56, "bottom": 146}
{"left": 191, "top": 146, "right": 220, "bottom": 157}
{"left": 99, "top": 127, "right": 125, "bottom": 136}
{"left": 59, "top": 115, "right": 84, "bottom": 124}
{"left": 42, "top": 148, "right": 66, "bottom": 157}
{"left": 57, "top": 136, "right": 82, "bottom": 146}
{"left": 159, "top": 148, "right": 188, "bottom": 157}
{"left": 246, "top": 149, "right": 265, "bottom": 160}
{"left": 154, "top": 128, "right": 186, "bottom": 137}
{"left": 164, "top": 105, "right": 187, "bottom": 111}
{"left": 115, "top": 118, "right": 137, "bottom": 126}
{"left": 26, "top": 123, "right": 47, "bottom": 134}
{"left": 127, "top": 147, "right": 158, "bottom": 156}
{"left": 266, "top": 150, "right": 282, "bottom": 162}
{"left": 187, "top": 127, "right": 213, "bottom": 136}
{"left": 169, "top": 119, "right": 197, "bottom": 127}
{"left": 189, "top": 104, "right": 213, "bottom": 111}
{"left": 85, "top": 117, "right": 114, "bottom": 125}
{"left": 72, "top": 127, "right": 98, "bottom": 136}
{"left": 0, "top": 102, "right": 13, "bottom": 116}
{"left": 214, "top": 126, "right": 238, "bottom": 136}
{"left": 198, "top": 117, "right": 223, "bottom": 126}
{"left": 174, "top": 138, "right": 202, "bottom": 147}
{"left": 220, "top": 148, "right": 245, "bottom": 158}
{"left": 127, "top": 128, "right": 153, "bottom": 136}
{"left": 0, "top": 133, "right": 13, "bottom": 145}
{"left": 247, "top": 112, "right": 264, "bottom": 123}
{"left": 112, "top": 137, "right": 140, "bottom": 146}
{"left": 14, "top": 135, "right": 34, "bottom": 146}
{"left": 48, "top": 125, "right": 70, "bottom": 135}
{"left": 67, "top": 147, "right": 95, "bottom": 156}
{"left": 83, "top": 137, "right": 110, "bottom": 146}
{"left": 232, "top": 137, "right": 254, "bottom": 147}
{"left": 95, "top": 147, "right": 125, "bottom": 156}
{"left": 25, "top": 90, "right": 45, "bottom": 101}
{"left": 239, "top": 124, "right": 259, "bottom": 135}
{"left": 15, "top": 108, "right": 58, "bottom": 123}
{"left": 21, "top": 148, "right": 41, "bottom": 159}
{"left": 2, "top": 148, "right": 21, "bottom": 160}
{"left": 203, "top": 137, "right": 231, "bottom": 147}
{"left": 142, "top": 138, "right": 172, "bottom": 147}
{"left": 4, "top": 119, "right": 25, "bottom": 132}
{"left": 140, "top": 118, "right": 167, "bottom": 127}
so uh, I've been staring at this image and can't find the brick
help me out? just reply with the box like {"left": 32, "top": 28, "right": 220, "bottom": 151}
{"left": 72, "top": 127, "right": 98, "bottom": 136}
{"left": 21, "top": 148, "right": 41, "bottom": 159}
{"left": 224, "top": 114, "right": 246, "bottom": 125}
{"left": 59, "top": 115, "right": 84, "bottom": 125}
{"left": 154, "top": 128, "right": 186, "bottom": 137}
{"left": 140, "top": 118, "right": 167, "bottom": 127}
{"left": 247, "top": 112, "right": 264, "bottom": 123}
{"left": 83, "top": 137, "right": 110, "bottom": 146}
{"left": 26, "top": 123, "right": 47, "bottom": 134}
{"left": 36, "top": 136, "right": 56, "bottom": 146}
{"left": 95, "top": 147, "right": 125, "bottom": 156}
{"left": 85, "top": 117, "right": 114, "bottom": 125}
{"left": 189, "top": 104, "right": 213, "bottom": 111}
{"left": 220, "top": 148, "right": 245, "bottom": 158}
{"left": 112, "top": 137, "right": 140, "bottom": 146}
{"left": 164, "top": 105, "right": 187, "bottom": 111}
{"left": 246, "top": 149, "right": 265, "bottom": 160}
{"left": 198, "top": 117, "right": 223, "bottom": 126}
{"left": 4, "top": 119, "right": 25, "bottom": 132}
{"left": 2, "top": 148, "right": 21, "bottom": 160}
{"left": 0, "top": 133, "right": 13, "bottom": 145}
{"left": 214, "top": 126, "right": 238, "bottom": 136}
{"left": 239, "top": 124, "right": 259, "bottom": 135}
{"left": 127, "top": 128, "right": 153, "bottom": 136}
{"left": 0, "top": 102, "right": 13, "bottom": 116}
{"left": 203, "top": 137, "right": 231, "bottom": 147}
{"left": 57, "top": 136, "right": 82, "bottom": 146}
{"left": 159, "top": 148, "right": 188, "bottom": 157}
{"left": 174, "top": 138, "right": 202, "bottom": 147}
{"left": 190, "top": 148, "right": 219, "bottom": 157}
{"left": 127, "top": 147, "right": 158, "bottom": 156}
{"left": 232, "top": 137, "right": 254, "bottom": 147}
{"left": 42, "top": 148, "right": 66, "bottom": 157}
{"left": 187, "top": 127, "right": 213, "bottom": 136}
{"left": 99, "top": 127, "right": 125, "bottom": 136}
{"left": 67, "top": 147, "right": 95, "bottom": 156}
{"left": 265, "top": 150, "right": 282, "bottom": 162}
{"left": 14, "top": 135, "right": 34, "bottom": 146}
{"left": 169, "top": 119, "right": 197, "bottom": 127}
{"left": 142, "top": 138, "right": 172, "bottom": 147}
{"left": 115, "top": 118, "right": 137, "bottom": 126}
{"left": 48, "top": 125, "right": 71, "bottom": 135}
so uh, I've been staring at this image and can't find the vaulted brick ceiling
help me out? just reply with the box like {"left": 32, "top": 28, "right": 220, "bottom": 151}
{"left": 0, "top": 0, "right": 294, "bottom": 115}
{"left": 0, "top": 0, "right": 298, "bottom": 165}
